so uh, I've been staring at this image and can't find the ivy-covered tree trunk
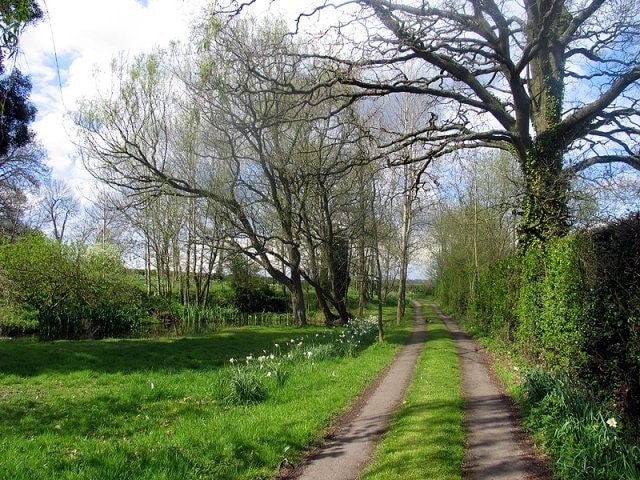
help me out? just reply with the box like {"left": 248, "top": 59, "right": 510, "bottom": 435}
{"left": 518, "top": 140, "right": 569, "bottom": 251}
{"left": 518, "top": 0, "right": 571, "bottom": 252}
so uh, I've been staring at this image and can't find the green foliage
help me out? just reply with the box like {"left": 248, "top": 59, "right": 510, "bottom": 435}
{"left": 471, "top": 256, "right": 520, "bottom": 340}
{"left": 0, "top": 303, "right": 37, "bottom": 336}
{"left": 0, "top": 235, "right": 142, "bottom": 339}
{"left": 514, "top": 214, "right": 640, "bottom": 427}
{"left": 581, "top": 213, "right": 640, "bottom": 420}
{"left": 516, "top": 246, "right": 545, "bottom": 358}
{"left": 227, "top": 255, "right": 288, "bottom": 313}
{"left": 521, "top": 370, "right": 640, "bottom": 480}
{"left": 538, "top": 236, "right": 589, "bottom": 369}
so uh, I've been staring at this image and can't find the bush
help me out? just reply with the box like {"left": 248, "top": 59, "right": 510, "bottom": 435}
{"left": 472, "top": 256, "right": 520, "bottom": 340}
{"left": 539, "top": 236, "right": 589, "bottom": 370}
{"left": 516, "top": 246, "right": 545, "bottom": 360}
{"left": 521, "top": 370, "right": 640, "bottom": 480}
{"left": 582, "top": 213, "right": 640, "bottom": 421}
{"left": 0, "top": 235, "right": 143, "bottom": 339}
{"left": 0, "top": 304, "right": 38, "bottom": 336}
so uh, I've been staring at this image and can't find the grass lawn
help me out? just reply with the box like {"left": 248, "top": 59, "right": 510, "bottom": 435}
{"left": 0, "top": 306, "right": 412, "bottom": 480}
{"left": 362, "top": 302, "right": 464, "bottom": 480}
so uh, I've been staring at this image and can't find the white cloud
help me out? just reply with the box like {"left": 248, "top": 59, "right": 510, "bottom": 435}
{"left": 16, "top": 0, "right": 209, "bottom": 198}
{"left": 16, "top": 0, "right": 331, "bottom": 202}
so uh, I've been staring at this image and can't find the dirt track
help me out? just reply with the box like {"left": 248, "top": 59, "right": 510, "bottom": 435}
{"left": 287, "top": 302, "right": 550, "bottom": 480}
{"left": 432, "top": 304, "right": 551, "bottom": 480}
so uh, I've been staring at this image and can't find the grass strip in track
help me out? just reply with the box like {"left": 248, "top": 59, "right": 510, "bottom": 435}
{"left": 362, "top": 302, "right": 464, "bottom": 480}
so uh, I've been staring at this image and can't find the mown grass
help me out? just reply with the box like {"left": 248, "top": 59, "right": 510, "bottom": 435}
{"left": 362, "top": 302, "right": 464, "bottom": 480}
{"left": 0, "top": 306, "right": 413, "bottom": 480}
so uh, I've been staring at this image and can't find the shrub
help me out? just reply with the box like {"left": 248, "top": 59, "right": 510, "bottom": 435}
{"left": 0, "top": 303, "right": 38, "bottom": 336}
{"left": 516, "top": 245, "right": 545, "bottom": 360}
{"left": 472, "top": 255, "right": 520, "bottom": 340}
{"left": 0, "top": 235, "right": 143, "bottom": 339}
{"left": 223, "top": 363, "right": 268, "bottom": 406}
{"left": 539, "top": 236, "right": 589, "bottom": 370}
{"left": 521, "top": 370, "right": 640, "bottom": 480}
{"left": 582, "top": 213, "right": 640, "bottom": 421}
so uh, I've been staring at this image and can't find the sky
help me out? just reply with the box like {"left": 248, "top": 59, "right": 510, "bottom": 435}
{"left": 17, "top": 0, "right": 331, "bottom": 202}
{"left": 17, "top": 0, "right": 213, "bottom": 199}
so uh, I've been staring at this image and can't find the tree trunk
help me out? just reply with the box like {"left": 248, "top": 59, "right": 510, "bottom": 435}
{"left": 518, "top": 138, "right": 569, "bottom": 251}
{"left": 397, "top": 192, "right": 411, "bottom": 325}
{"left": 315, "top": 286, "right": 338, "bottom": 325}
{"left": 371, "top": 185, "right": 384, "bottom": 342}
{"left": 288, "top": 244, "right": 307, "bottom": 326}
{"left": 519, "top": 0, "right": 570, "bottom": 251}
{"left": 290, "top": 271, "right": 307, "bottom": 326}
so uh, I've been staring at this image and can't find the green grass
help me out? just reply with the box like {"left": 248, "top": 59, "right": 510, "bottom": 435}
{"left": 0, "top": 310, "right": 413, "bottom": 479}
{"left": 362, "top": 302, "right": 464, "bottom": 480}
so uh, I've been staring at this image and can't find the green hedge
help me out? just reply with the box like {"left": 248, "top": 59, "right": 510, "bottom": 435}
{"left": 471, "top": 256, "right": 520, "bottom": 340}
{"left": 539, "top": 237, "right": 587, "bottom": 368}
{"left": 582, "top": 214, "right": 640, "bottom": 420}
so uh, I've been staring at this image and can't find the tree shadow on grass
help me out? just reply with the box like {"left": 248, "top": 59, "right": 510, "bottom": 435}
{"left": 0, "top": 328, "right": 319, "bottom": 377}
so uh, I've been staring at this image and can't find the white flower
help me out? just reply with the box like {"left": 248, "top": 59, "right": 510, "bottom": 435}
{"left": 266, "top": 371, "right": 272, "bottom": 377}
{"left": 246, "top": 355, "right": 253, "bottom": 362}
{"left": 150, "top": 382, "right": 155, "bottom": 389}
{"left": 269, "top": 354, "right": 275, "bottom": 360}
{"left": 274, "top": 343, "right": 279, "bottom": 348}
{"left": 229, "top": 358, "right": 235, "bottom": 364}
{"left": 306, "top": 351, "right": 313, "bottom": 358}
{"left": 607, "top": 417, "right": 618, "bottom": 428}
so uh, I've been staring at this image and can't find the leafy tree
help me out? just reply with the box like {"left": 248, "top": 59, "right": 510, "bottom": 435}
{"left": 0, "top": 234, "right": 141, "bottom": 339}
{"left": 0, "top": 2, "right": 47, "bottom": 236}
{"left": 431, "top": 153, "right": 521, "bottom": 316}
{"left": 0, "top": 70, "right": 36, "bottom": 155}
{"left": 0, "top": 0, "right": 42, "bottom": 70}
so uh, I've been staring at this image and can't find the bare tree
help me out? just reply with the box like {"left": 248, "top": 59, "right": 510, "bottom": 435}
{"left": 35, "top": 179, "right": 78, "bottom": 242}
{"left": 0, "top": 141, "right": 48, "bottom": 237}
{"left": 74, "top": 18, "right": 328, "bottom": 325}
{"left": 229, "top": 0, "right": 640, "bottom": 250}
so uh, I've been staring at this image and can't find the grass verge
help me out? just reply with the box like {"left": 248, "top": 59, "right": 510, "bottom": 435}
{"left": 448, "top": 313, "right": 640, "bottom": 479}
{"left": 0, "top": 308, "right": 412, "bottom": 480}
{"left": 362, "top": 302, "right": 463, "bottom": 480}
